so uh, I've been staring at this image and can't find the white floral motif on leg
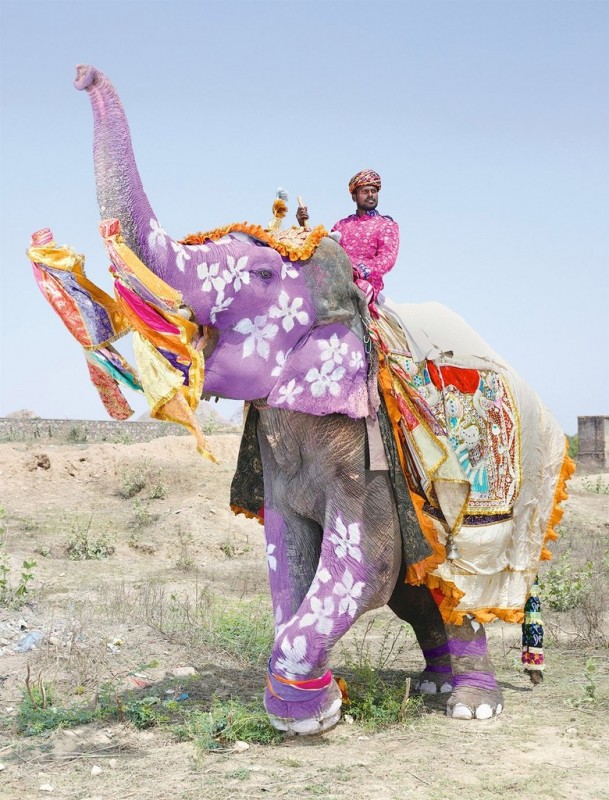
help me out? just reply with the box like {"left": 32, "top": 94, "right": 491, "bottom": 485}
{"left": 234, "top": 315, "right": 279, "bottom": 359}
{"left": 334, "top": 569, "right": 365, "bottom": 618}
{"left": 305, "top": 361, "right": 346, "bottom": 397}
{"left": 299, "top": 596, "right": 335, "bottom": 635}
{"left": 329, "top": 517, "right": 362, "bottom": 562}
{"left": 306, "top": 567, "right": 331, "bottom": 598}
{"left": 266, "top": 543, "right": 277, "bottom": 571}
{"left": 275, "top": 635, "right": 312, "bottom": 679}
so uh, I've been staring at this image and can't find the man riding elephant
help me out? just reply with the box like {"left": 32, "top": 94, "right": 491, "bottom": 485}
{"left": 296, "top": 169, "right": 400, "bottom": 303}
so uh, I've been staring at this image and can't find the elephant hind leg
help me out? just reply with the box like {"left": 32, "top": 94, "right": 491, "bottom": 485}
{"left": 445, "top": 618, "right": 504, "bottom": 720}
{"left": 388, "top": 570, "right": 453, "bottom": 694}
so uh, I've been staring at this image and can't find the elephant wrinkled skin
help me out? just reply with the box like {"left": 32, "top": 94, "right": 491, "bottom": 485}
{"left": 32, "top": 65, "right": 570, "bottom": 734}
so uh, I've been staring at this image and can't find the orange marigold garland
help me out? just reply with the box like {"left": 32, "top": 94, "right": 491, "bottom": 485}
{"left": 180, "top": 222, "right": 329, "bottom": 262}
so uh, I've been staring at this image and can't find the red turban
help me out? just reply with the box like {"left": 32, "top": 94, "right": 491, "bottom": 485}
{"left": 348, "top": 169, "right": 381, "bottom": 195}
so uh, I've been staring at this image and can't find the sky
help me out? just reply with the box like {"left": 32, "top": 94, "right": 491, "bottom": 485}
{"left": 0, "top": 0, "right": 607, "bottom": 434}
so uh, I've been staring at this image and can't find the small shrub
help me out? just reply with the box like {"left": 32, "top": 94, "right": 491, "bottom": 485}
{"left": 0, "top": 507, "right": 38, "bottom": 607}
{"left": 119, "top": 461, "right": 166, "bottom": 499}
{"left": 583, "top": 475, "right": 609, "bottom": 495}
{"left": 567, "top": 434, "right": 579, "bottom": 459}
{"left": 540, "top": 551, "right": 593, "bottom": 611}
{"left": 66, "top": 518, "right": 115, "bottom": 560}
{"left": 66, "top": 425, "right": 88, "bottom": 443}
{"left": 130, "top": 499, "right": 159, "bottom": 531}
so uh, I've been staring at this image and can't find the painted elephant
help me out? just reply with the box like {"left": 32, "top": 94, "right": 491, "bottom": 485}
{"left": 34, "top": 65, "right": 572, "bottom": 734}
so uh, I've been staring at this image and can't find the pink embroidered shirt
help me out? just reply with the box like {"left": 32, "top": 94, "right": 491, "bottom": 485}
{"left": 331, "top": 210, "right": 400, "bottom": 296}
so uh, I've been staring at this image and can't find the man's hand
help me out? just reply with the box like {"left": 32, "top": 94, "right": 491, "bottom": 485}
{"left": 296, "top": 206, "right": 309, "bottom": 227}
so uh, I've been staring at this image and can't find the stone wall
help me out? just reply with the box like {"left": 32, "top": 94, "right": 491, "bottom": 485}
{"left": 0, "top": 417, "right": 234, "bottom": 444}
{"left": 577, "top": 416, "right": 609, "bottom": 471}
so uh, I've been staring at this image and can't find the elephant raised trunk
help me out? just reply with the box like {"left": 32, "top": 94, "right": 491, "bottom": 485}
{"left": 74, "top": 64, "right": 188, "bottom": 280}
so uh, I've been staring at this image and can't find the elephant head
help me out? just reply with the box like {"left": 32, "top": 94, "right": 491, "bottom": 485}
{"left": 74, "top": 65, "right": 371, "bottom": 417}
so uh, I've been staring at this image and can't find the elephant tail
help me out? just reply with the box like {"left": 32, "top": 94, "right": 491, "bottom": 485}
{"left": 521, "top": 576, "right": 544, "bottom": 683}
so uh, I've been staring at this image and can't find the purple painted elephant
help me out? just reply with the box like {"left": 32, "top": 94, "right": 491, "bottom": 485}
{"left": 65, "top": 66, "right": 569, "bottom": 734}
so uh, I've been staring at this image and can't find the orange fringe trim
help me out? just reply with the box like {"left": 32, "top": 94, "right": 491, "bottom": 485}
{"left": 540, "top": 439, "right": 576, "bottom": 561}
{"left": 230, "top": 504, "right": 264, "bottom": 525}
{"left": 180, "top": 222, "right": 329, "bottom": 262}
{"left": 376, "top": 352, "right": 447, "bottom": 585}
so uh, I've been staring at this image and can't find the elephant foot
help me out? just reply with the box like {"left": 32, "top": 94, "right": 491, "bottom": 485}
{"left": 415, "top": 644, "right": 453, "bottom": 694}
{"left": 264, "top": 669, "right": 343, "bottom": 736}
{"left": 446, "top": 675, "right": 504, "bottom": 720}
{"left": 414, "top": 669, "right": 453, "bottom": 695}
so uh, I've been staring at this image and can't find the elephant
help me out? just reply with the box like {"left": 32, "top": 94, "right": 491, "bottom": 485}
{"left": 30, "top": 65, "right": 573, "bottom": 735}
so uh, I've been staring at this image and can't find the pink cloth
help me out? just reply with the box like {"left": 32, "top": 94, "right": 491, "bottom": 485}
{"left": 331, "top": 210, "right": 399, "bottom": 296}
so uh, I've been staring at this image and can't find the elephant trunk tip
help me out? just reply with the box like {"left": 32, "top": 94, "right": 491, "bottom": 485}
{"left": 73, "top": 64, "right": 97, "bottom": 91}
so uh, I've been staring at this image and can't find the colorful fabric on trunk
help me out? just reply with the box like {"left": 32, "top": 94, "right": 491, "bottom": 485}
{"left": 522, "top": 577, "right": 544, "bottom": 670}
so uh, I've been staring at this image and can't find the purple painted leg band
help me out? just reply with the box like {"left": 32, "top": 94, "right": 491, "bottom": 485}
{"left": 423, "top": 643, "right": 451, "bottom": 660}
{"left": 447, "top": 638, "right": 488, "bottom": 658}
{"left": 267, "top": 669, "right": 333, "bottom": 704}
{"left": 452, "top": 671, "right": 498, "bottom": 691}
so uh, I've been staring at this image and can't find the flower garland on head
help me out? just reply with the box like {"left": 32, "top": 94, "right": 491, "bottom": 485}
{"left": 180, "top": 221, "right": 329, "bottom": 262}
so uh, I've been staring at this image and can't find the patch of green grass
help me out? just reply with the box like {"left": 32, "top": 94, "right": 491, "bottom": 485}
{"left": 340, "top": 665, "right": 423, "bottom": 730}
{"left": 174, "top": 697, "right": 283, "bottom": 751}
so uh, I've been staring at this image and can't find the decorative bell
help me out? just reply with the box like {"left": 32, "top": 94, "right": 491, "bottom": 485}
{"left": 446, "top": 536, "right": 460, "bottom": 561}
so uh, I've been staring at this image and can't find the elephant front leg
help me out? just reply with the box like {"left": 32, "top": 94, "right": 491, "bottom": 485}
{"left": 265, "top": 478, "right": 401, "bottom": 734}
{"left": 445, "top": 617, "right": 504, "bottom": 720}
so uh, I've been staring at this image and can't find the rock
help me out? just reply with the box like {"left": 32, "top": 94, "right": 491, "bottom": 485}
{"left": 171, "top": 666, "right": 196, "bottom": 677}
{"left": 233, "top": 740, "right": 250, "bottom": 752}
{"left": 90, "top": 765, "right": 102, "bottom": 776}
{"left": 39, "top": 784, "right": 54, "bottom": 793}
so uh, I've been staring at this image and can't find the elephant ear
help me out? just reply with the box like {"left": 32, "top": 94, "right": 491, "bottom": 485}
{"left": 266, "top": 323, "right": 370, "bottom": 418}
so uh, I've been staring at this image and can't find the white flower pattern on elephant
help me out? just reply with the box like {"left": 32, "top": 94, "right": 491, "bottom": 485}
{"left": 266, "top": 543, "right": 277, "bottom": 572}
{"left": 197, "top": 261, "right": 226, "bottom": 294}
{"left": 274, "top": 606, "right": 290, "bottom": 637}
{"left": 275, "top": 379, "right": 304, "bottom": 406}
{"left": 210, "top": 294, "right": 234, "bottom": 323}
{"left": 305, "top": 360, "right": 346, "bottom": 397}
{"left": 170, "top": 240, "right": 191, "bottom": 273}
{"left": 334, "top": 568, "right": 365, "bottom": 618}
{"left": 306, "top": 567, "right": 331, "bottom": 598}
{"left": 234, "top": 315, "right": 279, "bottom": 359}
{"left": 275, "top": 635, "right": 312, "bottom": 679}
{"left": 271, "top": 349, "right": 291, "bottom": 378}
{"left": 148, "top": 218, "right": 168, "bottom": 250}
{"left": 349, "top": 350, "right": 364, "bottom": 370}
{"left": 280, "top": 260, "right": 299, "bottom": 280}
{"left": 329, "top": 517, "right": 362, "bottom": 562}
{"left": 299, "top": 596, "right": 335, "bottom": 635}
{"left": 221, "top": 255, "right": 250, "bottom": 292}
{"left": 269, "top": 291, "right": 310, "bottom": 332}
{"left": 319, "top": 333, "right": 348, "bottom": 364}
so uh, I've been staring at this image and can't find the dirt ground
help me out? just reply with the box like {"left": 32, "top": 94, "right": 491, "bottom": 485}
{"left": 1, "top": 433, "right": 608, "bottom": 800}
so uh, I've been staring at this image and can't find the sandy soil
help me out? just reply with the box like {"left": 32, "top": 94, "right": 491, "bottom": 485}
{"left": 1, "top": 434, "right": 608, "bottom": 800}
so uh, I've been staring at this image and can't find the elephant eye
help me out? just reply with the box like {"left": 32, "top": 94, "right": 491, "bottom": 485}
{"left": 256, "top": 269, "right": 273, "bottom": 280}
